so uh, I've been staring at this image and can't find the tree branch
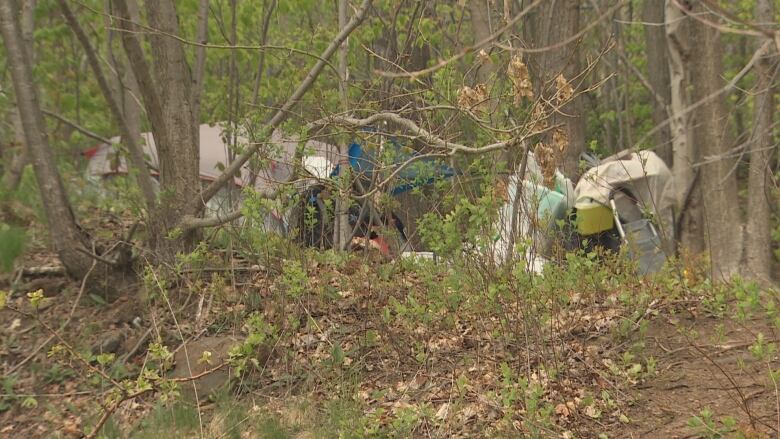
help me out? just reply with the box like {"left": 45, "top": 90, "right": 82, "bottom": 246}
{"left": 41, "top": 109, "right": 111, "bottom": 144}
{"left": 58, "top": 0, "right": 157, "bottom": 209}
{"left": 188, "top": 0, "right": 372, "bottom": 215}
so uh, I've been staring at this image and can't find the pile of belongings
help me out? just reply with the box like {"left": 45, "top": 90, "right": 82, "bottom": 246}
{"left": 571, "top": 150, "right": 675, "bottom": 274}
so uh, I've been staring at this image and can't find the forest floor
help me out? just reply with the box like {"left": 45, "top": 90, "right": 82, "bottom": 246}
{"left": 1, "top": 236, "right": 778, "bottom": 438}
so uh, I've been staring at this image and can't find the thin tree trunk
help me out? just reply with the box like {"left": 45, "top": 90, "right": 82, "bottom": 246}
{"left": 192, "top": 0, "right": 209, "bottom": 121}
{"left": 2, "top": 109, "right": 28, "bottom": 191}
{"left": 744, "top": 0, "right": 776, "bottom": 282}
{"left": 665, "top": 0, "right": 701, "bottom": 253}
{"left": 251, "top": 0, "right": 275, "bottom": 107}
{"left": 469, "top": 0, "right": 493, "bottom": 87}
{"left": 1, "top": 0, "right": 34, "bottom": 192}
{"left": 0, "top": 0, "right": 93, "bottom": 279}
{"left": 334, "top": 0, "right": 352, "bottom": 251}
{"left": 115, "top": 0, "right": 201, "bottom": 255}
{"left": 59, "top": 0, "right": 157, "bottom": 209}
{"left": 688, "top": 1, "right": 741, "bottom": 279}
{"left": 643, "top": 0, "right": 673, "bottom": 165}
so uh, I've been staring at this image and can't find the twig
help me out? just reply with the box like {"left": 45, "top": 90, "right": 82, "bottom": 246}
{"left": 190, "top": 0, "right": 372, "bottom": 213}
{"left": 41, "top": 109, "right": 111, "bottom": 144}
{"left": 84, "top": 361, "right": 229, "bottom": 439}
{"left": 21, "top": 266, "right": 66, "bottom": 276}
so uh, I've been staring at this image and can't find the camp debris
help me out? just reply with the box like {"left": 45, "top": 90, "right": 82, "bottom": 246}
{"left": 83, "top": 122, "right": 676, "bottom": 274}
{"left": 572, "top": 150, "right": 675, "bottom": 275}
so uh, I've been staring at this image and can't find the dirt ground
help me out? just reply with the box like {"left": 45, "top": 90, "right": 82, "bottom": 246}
{"left": 1, "top": 254, "right": 779, "bottom": 438}
{"left": 610, "top": 313, "right": 779, "bottom": 438}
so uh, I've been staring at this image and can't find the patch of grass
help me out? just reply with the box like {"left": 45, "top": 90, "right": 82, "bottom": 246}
{"left": 132, "top": 402, "right": 200, "bottom": 438}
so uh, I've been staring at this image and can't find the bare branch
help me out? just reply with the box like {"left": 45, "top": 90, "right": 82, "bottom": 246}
{"left": 58, "top": 0, "right": 157, "bottom": 209}
{"left": 179, "top": 208, "right": 242, "bottom": 231}
{"left": 41, "top": 109, "right": 111, "bottom": 144}
{"left": 378, "top": 0, "right": 626, "bottom": 79}
{"left": 188, "top": 0, "right": 372, "bottom": 215}
{"left": 376, "top": 0, "right": 545, "bottom": 79}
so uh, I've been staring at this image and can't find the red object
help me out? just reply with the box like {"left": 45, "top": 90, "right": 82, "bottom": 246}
{"left": 82, "top": 145, "right": 100, "bottom": 159}
{"left": 370, "top": 236, "right": 390, "bottom": 256}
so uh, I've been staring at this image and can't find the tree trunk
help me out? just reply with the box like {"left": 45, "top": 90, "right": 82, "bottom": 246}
{"left": 192, "top": 0, "right": 209, "bottom": 121}
{"left": 744, "top": 0, "right": 776, "bottom": 283}
{"left": 334, "top": 0, "right": 352, "bottom": 251}
{"left": 469, "top": 0, "right": 494, "bottom": 85}
{"left": 688, "top": 1, "right": 741, "bottom": 279}
{"left": 115, "top": 0, "right": 201, "bottom": 255}
{"left": 1, "top": 0, "right": 34, "bottom": 193}
{"left": 643, "top": 0, "right": 672, "bottom": 165}
{"left": 0, "top": 0, "right": 93, "bottom": 279}
{"left": 665, "top": 0, "right": 701, "bottom": 254}
{"left": 60, "top": 0, "right": 157, "bottom": 210}
{"left": 523, "top": 0, "right": 585, "bottom": 177}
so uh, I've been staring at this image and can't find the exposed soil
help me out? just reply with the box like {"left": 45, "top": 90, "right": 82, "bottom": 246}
{"left": 609, "top": 313, "right": 779, "bottom": 438}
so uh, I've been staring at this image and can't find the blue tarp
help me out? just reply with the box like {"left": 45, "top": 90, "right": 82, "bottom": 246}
{"left": 330, "top": 141, "right": 458, "bottom": 196}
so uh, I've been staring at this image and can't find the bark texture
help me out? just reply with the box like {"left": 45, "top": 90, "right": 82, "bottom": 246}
{"left": 1, "top": 0, "right": 34, "bottom": 193}
{"left": 688, "top": 1, "right": 741, "bottom": 279}
{"left": 0, "top": 0, "right": 93, "bottom": 278}
{"left": 523, "top": 0, "right": 585, "bottom": 177}
{"left": 334, "top": 0, "right": 352, "bottom": 251}
{"left": 114, "top": 0, "right": 201, "bottom": 254}
{"left": 192, "top": 0, "right": 209, "bottom": 120}
{"left": 744, "top": 0, "right": 776, "bottom": 282}
{"left": 469, "top": 0, "right": 494, "bottom": 85}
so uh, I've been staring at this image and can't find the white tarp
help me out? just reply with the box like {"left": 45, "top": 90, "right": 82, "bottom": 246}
{"left": 491, "top": 153, "right": 575, "bottom": 270}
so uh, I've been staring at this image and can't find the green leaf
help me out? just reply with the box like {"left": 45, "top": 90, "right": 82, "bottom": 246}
{"left": 27, "top": 289, "right": 44, "bottom": 308}
{"left": 0, "top": 224, "right": 25, "bottom": 272}
{"left": 89, "top": 294, "right": 107, "bottom": 306}
{"left": 331, "top": 344, "right": 344, "bottom": 366}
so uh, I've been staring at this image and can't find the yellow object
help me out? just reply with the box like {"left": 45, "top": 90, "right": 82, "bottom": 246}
{"left": 576, "top": 202, "right": 614, "bottom": 235}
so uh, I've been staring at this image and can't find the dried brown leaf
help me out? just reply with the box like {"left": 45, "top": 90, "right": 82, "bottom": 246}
{"left": 552, "top": 127, "right": 568, "bottom": 155}
{"left": 529, "top": 104, "right": 548, "bottom": 133}
{"left": 507, "top": 56, "right": 533, "bottom": 103}
{"left": 534, "top": 142, "right": 557, "bottom": 189}
{"left": 477, "top": 48, "right": 491, "bottom": 65}
{"left": 555, "top": 74, "right": 573, "bottom": 105}
{"left": 457, "top": 84, "right": 488, "bottom": 113}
